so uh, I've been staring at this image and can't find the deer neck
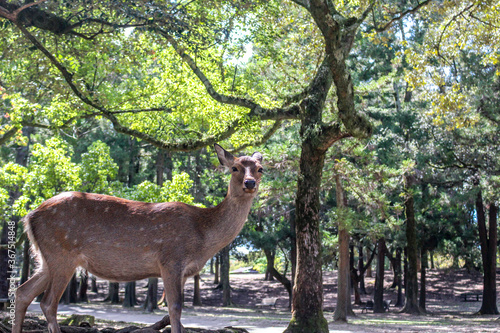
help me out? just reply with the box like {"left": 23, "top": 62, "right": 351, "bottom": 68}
{"left": 204, "top": 191, "right": 255, "bottom": 251}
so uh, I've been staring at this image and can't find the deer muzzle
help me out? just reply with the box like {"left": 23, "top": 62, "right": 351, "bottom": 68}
{"left": 244, "top": 179, "right": 256, "bottom": 190}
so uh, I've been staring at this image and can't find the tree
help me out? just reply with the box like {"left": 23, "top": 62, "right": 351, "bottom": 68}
{"left": 0, "top": 1, "right": 435, "bottom": 330}
{"left": 333, "top": 174, "right": 350, "bottom": 322}
{"left": 405, "top": 0, "right": 500, "bottom": 314}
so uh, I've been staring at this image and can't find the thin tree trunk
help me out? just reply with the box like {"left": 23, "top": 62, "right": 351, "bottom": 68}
{"left": 91, "top": 275, "right": 98, "bottom": 293}
{"left": 352, "top": 244, "right": 362, "bottom": 305}
{"left": 265, "top": 251, "right": 275, "bottom": 281}
{"left": 358, "top": 244, "right": 366, "bottom": 294}
{"left": 477, "top": 189, "right": 499, "bottom": 315}
{"left": 78, "top": 271, "right": 88, "bottom": 303}
{"left": 401, "top": 177, "right": 422, "bottom": 314}
{"left": 214, "top": 254, "right": 220, "bottom": 285}
{"left": 334, "top": 174, "right": 351, "bottom": 322}
{"left": 61, "top": 273, "right": 78, "bottom": 304}
{"left": 106, "top": 282, "right": 120, "bottom": 304}
{"left": 395, "top": 248, "right": 404, "bottom": 307}
{"left": 373, "top": 238, "right": 386, "bottom": 313}
{"left": 123, "top": 282, "right": 137, "bottom": 308}
{"left": 221, "top": 245, "right": 232, "bottom": 306}
{"left": 264, "top": 248, "right": 293, "bottom": 306}
{"left": 144, "top": 278, "right": 158, "bottom": 311}
{"left": 289, "top": 208, "right": 297, "bottom": 309}
{"left": 193, "top": 274, "right": 202, "bottom": 306}
{"left": 366, "top": 264, "right": 373, "bottom": 278}
{"left": 21, "top": 238, "right": 30, "bottom": 284}
{"left": 419, "top": 250, "right": 427, "bottom": 312}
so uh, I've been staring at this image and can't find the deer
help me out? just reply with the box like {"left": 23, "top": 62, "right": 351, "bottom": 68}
{"left": 13, "top": 144, "right": 263, "bottom": 333}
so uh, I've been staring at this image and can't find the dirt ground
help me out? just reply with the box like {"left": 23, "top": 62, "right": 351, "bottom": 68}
{"left": 5, "top": 268, "right": 500, "bottom": 332}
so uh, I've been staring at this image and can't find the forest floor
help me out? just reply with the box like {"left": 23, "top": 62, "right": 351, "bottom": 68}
{"left": 5, "top": 268, "right": 500, "bottom": 332}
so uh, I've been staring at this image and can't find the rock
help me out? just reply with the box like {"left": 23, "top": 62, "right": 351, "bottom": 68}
{"left": 115, "top": 326, "right": 141, "bottom": 333}
{"left": 60, "top": 315, "right": 96, "bottom": 327}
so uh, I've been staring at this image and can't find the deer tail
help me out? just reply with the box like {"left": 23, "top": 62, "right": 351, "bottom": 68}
{"left": 22, "top": 213, "right": 45, "bottom": 268}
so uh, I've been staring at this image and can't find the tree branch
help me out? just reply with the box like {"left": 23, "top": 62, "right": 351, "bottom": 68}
{"left": 0, "top": 126, "right": 19, "bottom": 145}
{"left": 231, "top": 120, "right": 283, "bottom": 153}
{"left": 317, "top": 123, "right": 352, "bottom": 151}
{"left": 0, "top": 0, "right": 47, "bottom": 21}
{"left": 290, "top": 0, "right": 311, "bottom": 10}
{"left": 375, "top": 0, "right": 434, "bottom": 32}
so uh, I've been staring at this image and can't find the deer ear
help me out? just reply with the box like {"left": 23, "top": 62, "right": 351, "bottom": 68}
{"left": 252, "top": 152, "right": 263, "bottom": 163}
{"left": 214, "top": 144, "right": 235, "bottom": 167}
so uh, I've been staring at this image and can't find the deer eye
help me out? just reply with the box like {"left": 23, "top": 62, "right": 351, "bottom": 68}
{"left": 258, "top": 168, "right": 263, "bottom": 173}
{"left": 232, "top": 167, "right": 238, "bottom": 172}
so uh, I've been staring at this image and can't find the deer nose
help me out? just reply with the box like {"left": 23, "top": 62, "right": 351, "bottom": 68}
{"left": 244, "top": 179, "right": 256, "bottom": 189}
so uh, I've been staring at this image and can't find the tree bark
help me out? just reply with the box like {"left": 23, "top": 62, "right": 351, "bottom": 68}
{"left": 289, "top": 208, "right": 297, "bottom": 309}
{"left": 264, "top": 248, "right": 293, "bottom": 306}
{"left": 21, "top": 238, "right": 30, "bottom": 284}
{"left": 193, "top": 274, "right": 202, "bottom": 306}
{"left": 144, "top": 278, "right": 158, "bottom": 311}
{"left": 78, "top": 271, "right": 88, "bottom": 303}
{"left": 373, "top": 238, "right": 386, "bottom": 313}
{"left": 351, "top": 245, "right": 361, "bottom": 305}
{"left": 334, "top": 174, "right": 350, "bottom": 322}
{"left": 265, "top": 250, "right": 275, "bottom": 281}
{"left": 214, "top": 254, "right": 220, "bottom": 285}
{"left": 358, "top": 244, "right": 366, "bottom": 295}
{"left": 156, "top": 149, "right": 165, "bottom": 187}
{"left": 221, "top": 245, "right": 232, "bottom": 306}
{"left": 419, "top": 250, "right": 427, "bottom": 313}
{"left": 123, "top": 282, "right": 137, "bottom": 308}
{"left": 285, "top": 141, "right": 329, "bottom": 332}
{"left": 395, "top": 248, "right": 404, "bottom": 307}
{"left": 91, "top": 275, "right": 98, "bottom": 293}
{"left": 61, "top": 274, "right": 79, "bottom": 304}
{"left": 476, "top": 189, "right": 499, "bottom": 314}
{"left": 107, "top": 282, "right": 120, "bottom": 304}
{"left": 401, "top": 179, "right": 422, "bottom": 314}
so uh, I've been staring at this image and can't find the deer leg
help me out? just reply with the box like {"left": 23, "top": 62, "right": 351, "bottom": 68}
{"left": 161, "top": 270, "right": 185, "bottom": 333}
{"left": 13, "top": 268, "right": 50, "bottom": 333}
{"left": 39, "top": 265, "right": 76, "bottom": 333}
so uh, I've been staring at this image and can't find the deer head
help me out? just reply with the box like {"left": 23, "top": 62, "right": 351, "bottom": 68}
{"left": 214, "top": 144, "right": 263, "bottom": 199}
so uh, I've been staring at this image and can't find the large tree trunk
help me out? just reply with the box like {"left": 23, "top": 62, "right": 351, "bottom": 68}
{"left": 373, "top": 238, "right": 386, "bottom": 313}
{"left": 401, "top": 178, "right": 422, "bottom": 314}
{"left": 476, "top": 189, "right": 499, "bottom": 315}
{"left": 285, "top": 141, "right": 329, "bottom": 332}
{"left": 334, "top": 174, "right": 351, "bottom": 322}
{"left": 221, "top": 245, "right": 232, "bottom": 306}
